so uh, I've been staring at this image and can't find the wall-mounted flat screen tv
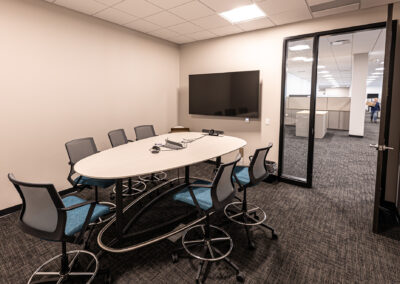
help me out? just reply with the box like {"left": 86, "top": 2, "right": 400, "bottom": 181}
{"left": 189, "top": 70, "right": 260, "bottom": 118}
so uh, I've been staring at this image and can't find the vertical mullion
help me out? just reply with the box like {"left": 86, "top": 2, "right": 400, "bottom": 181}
{"left": 306, "top": 35, "right": 320, "bottom": 188}
{"left": 278, "top": 40, "right": 288, "bottom": 178}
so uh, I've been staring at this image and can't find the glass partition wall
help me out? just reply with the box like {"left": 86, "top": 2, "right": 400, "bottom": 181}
{"left": 279, "top": 23, "right": 386, "bottom": 187}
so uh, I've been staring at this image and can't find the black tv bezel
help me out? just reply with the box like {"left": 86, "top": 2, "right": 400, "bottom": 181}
{"left": 188, "top": 70, "right": 261, "bottom": 119}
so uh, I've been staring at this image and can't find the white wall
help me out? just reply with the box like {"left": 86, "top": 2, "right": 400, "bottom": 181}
{"left": 325, "top": 87, "right": 350, "bottom": 97}
{"left": 0, "top": 0, "right": 180, "bottom": 210}
{"left": 179, "top": 4, "right": 399, "bottom": 163}
{"left": 286, "top": 73, "right": 311, "bottom": 96}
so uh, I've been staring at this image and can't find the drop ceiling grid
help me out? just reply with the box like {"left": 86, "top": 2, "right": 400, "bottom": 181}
{"left": 46, "top": 0, "right": 398, "bottom": 44}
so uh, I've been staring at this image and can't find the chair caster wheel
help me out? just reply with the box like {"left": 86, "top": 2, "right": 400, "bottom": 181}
{"left": 248, "top": 241, "right": 256, "bottom": 250}
{"left": 236, "top": 272, "right": 245, "bottom": 282}
{"left": 172, "top": 253, "right": 179, "bottom": 263}
{"left": 272, "top": 233, "right": 278, "bottom": 240}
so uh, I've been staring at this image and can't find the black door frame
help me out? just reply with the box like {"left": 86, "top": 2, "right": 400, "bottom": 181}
{"left": 278, "top": 21, "right": 388, "bottom": 188}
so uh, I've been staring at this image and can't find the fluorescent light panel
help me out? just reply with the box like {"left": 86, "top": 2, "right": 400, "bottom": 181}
{"left": 219, "top": 4, "right": 266, "bottom": 24}
{"left": 289, "top": 44, "right": 310, "bottom": 51}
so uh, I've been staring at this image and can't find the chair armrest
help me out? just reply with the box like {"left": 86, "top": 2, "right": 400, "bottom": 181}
{"left": 60, "top": 200, "right": 96, "bottom": 211}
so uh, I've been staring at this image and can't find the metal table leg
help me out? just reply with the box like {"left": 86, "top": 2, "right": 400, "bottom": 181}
{"left": 115, "top": 179, "right": 124, "bottom": 239}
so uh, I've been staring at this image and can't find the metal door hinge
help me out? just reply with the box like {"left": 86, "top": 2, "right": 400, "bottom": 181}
{"left": 369, "top": 144, "right": 394, "bottom": 151}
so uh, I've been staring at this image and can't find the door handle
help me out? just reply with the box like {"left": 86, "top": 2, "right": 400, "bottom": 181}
{"left": 369, "top": 144, "right": 394, "bottom": 151}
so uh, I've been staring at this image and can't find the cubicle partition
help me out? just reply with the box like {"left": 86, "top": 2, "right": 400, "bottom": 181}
{"left": 285, "top": 96, "right": 351, "bottom": 131}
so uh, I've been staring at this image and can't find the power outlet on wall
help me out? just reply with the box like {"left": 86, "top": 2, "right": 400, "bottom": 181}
{"left": 265, "top": 118, "right": 270, "bottom": 125}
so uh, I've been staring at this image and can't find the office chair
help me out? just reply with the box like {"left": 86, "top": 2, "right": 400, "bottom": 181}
{"left": 134, "top": 125, "right": 167, "bottom": 182}
{"left": 172, "top": 157, "right": 244, "bottom": 283}
{"left": 8, "top": 173, "right": 110, "bottom": 284}
{"left": 224, "top": 144, "right": 277, "bottom": 250}
{"left": 65, "top": 137, "right": 115, "bottom": 223}
{"left": 108, "top": 129, "right": 146, "bottom": 197}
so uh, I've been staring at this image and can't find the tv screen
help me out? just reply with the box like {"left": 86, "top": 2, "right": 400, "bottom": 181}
{"left": 367, "top": 93, "right": 379, "bottom": 99}
{"left": 189, "top": 70, "right": 260, "bottom": 118}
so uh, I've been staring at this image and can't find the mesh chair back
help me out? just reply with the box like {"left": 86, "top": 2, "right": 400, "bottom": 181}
{"left": 8, "top": 174, "right": 66, "bottom": 241}
{"left": 249, "top": 143, "right": 273, "bottom": 184}
{"left": 210, "top": 156, "right": 240, "bottom": 210}
{"left": 65, "top": 137, "right": 98, "bottom": 165}
{"left": 108, "top": 129, "right": 128, "bottom": 147}
{"left": 134, "top": 125, "right": 156, "bottom": 140}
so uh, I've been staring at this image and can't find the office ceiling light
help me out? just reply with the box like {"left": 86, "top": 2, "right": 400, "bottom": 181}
{"left": 331, "top": 39, "right": 351, "bottom": 46}
{"left": 219, "top": 4, "right": 266, "bottom": 24}
{"left": 289, "top": 44, "right": 310, "bottom": 51}
{"left": 376, "top": 67, "right": 384, "bottom": 71}
{"left": 372, "top": 72, "right": 383, "bottom": 75}
{"left": 318, "top": 65, "right": 326, "bottom": 69}
{"left": 318, "top": 71, "right": 329, "bottom": 74}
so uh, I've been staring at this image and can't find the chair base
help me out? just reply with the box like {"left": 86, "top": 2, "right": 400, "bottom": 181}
{"left": 182, "top": 224, "right": 233, "bottom": 262}
{"left": 139, "top": 172, "right": 167, "bottom": 183}
{"left": 28, "top": 250, "right": 98, "bottom": 284}
{"left": 111, "top": 179, "right": 146, "bottom": 197}
{"left": 173, "top": 224, "right": 244, "bottom": 283}
{"left": 224, "top": 201, "right": 278, "bottom": 249}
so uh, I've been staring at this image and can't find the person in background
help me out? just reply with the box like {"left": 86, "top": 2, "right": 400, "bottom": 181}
{"left": 371, "top": 98, "right": 380, "bottom": 123}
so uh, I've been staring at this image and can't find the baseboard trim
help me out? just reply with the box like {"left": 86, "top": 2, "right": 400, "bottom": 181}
{"left": 0, "top": 187, "right": 77, "bottom": 217}
{"left": 349, "top": 134, "right": 364, "bottom": 138}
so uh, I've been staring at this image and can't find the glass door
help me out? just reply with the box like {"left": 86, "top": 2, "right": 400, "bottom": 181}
{"left": 278, "top": 37, "right": 317, "bottom": 187}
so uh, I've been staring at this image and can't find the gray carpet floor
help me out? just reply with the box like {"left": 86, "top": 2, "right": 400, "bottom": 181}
{"left": 1, "top": 119, "right": 400, "bottom": 283}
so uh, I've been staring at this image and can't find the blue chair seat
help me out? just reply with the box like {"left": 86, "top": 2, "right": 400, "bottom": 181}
{"left": 233, "top": 166, "right": 250, "bottom": 185}
{"left": 63, "top": 196, "right": 110, "bottom": 236}
{"left": 74, "top": 176, "right": 114, "bottom": 188}
{"left": 173, "top": 181, "right": 213, "bottom": 211}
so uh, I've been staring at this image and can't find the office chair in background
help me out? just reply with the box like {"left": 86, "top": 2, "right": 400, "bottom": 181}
{"left": 134, "top": 125, "right": 167, "bottom": 182}
{"left": 224, "top": 144, "right": 278, "bottom": 250}
{"left": 172, "top": 156, "right": 244, "bottom": 283}
{"left": 8, "top": 174, "right": 111, "bottom": 284}
{"left": 65, "top": 137, "right": 115, "bottom": 223}
{"left": 108, "top": 129, "right": 146, "bottom": 197}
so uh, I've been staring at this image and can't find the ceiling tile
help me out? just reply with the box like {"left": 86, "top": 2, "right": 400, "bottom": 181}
{"left": 210, "top": 25, "right": 243, "bottom": 36}
{"left": 170, "top": 1, "right": 215, "bottom": 20}
{"left": 94, "top": 8, "right": 136, "bottom": 25}
{"left": 113, "top": 0, "right": 162, "bottom": 17}
{"left": 168, "top": 22, "right": 203, "bottom": 34}
{"left": 237, "top": 17, "right": 274, "bottom": 31}
{"left": 257, "top": 0, "right": 309, "bottom": 16}
{"left": 55, "top": 0, "right": 107, "bottom": 15}
{"left": 168, "top": 34, "right": 195, "bottom": 44}
{"left": 269, "top": 6, "right": 312, "bottom": 25}
{"left": 192, "top": 14, "right": 231, "bottom": 29}
{"left": 95, "top": 0, "right": 123, "bottom": 5}
{"left": 124, "top": 19, "right": 160, "bottom": 32}
{"left": 312, "top": 3, "right": 360, "bottom": 17}
{"left": 199, "top": 0, "right": 253, "bottom": 12}
{"left": 149, "top": 28, "right": 180, "bottom": 40}
{"left": 146, "top": 0, "right": 192, "bottom": 9}
{"left": 145, "top": 11, "right": 186, "bottom": 27}
{"left": 360, "top": 0, "right": 400, "bottom": 8}
{"left": 188, "top": 30, "right": 217, "bottom": 40}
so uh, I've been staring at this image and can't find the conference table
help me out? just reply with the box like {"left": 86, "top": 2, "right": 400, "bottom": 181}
{"left": 74, "top": 132, "right": 246, "bottom": 253}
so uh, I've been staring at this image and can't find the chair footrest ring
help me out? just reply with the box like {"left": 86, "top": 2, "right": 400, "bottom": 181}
{"left": 28, "top": 250, "right": 98, "bottom": 284}
{"left": 139, "top": 172, "right": 167, "bottom": 182}
{"left": 224, "top": 202, "right": 267, "bottom": 226}
{"left": 112, "top": 179, "right": 147, "bottom": 197}
{"left": 182, "top": 224, "right": 233, "bottom": 262}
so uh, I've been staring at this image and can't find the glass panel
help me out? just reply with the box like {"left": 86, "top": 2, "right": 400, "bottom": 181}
{"left": 281, "top": 37, "right": 314, "bottom": 181}
{"left": 314, "top": 28, "right": 385, "bottom": 186}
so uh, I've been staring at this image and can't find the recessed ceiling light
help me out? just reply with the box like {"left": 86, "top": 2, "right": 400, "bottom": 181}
{"left": 330, "top": 39, "right": 351, "bottom": 46}
{"left": 289, "top": 44, "right": 310, "bottom": 51}
{"left": 380, "top": 62, "right": 384, "bottom": 64}
{"left": 318, "top": 71, "right": 329, "bottom": 74}
{"left": 318, "top": 65, "right": 326, "bottom": 69}
{"left": 219, "top": 4, "right": 266, "bottom": 24}
{"left": 372, "top": 72, "right": 383, "bottom": 75}
{"left": 376, "top": 67, "right": 384, "bottom": 71}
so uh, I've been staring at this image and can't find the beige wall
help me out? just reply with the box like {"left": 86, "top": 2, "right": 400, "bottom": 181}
{"left": 179, "top": 4, "right": 400, "bottom": 164}
{"left": 0, "top": 0, "right": 179, "bottom": 210}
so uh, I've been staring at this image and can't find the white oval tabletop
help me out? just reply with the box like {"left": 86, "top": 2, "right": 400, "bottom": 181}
{"left": 74, "top": 132, "right": 247, "bottom": 180}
